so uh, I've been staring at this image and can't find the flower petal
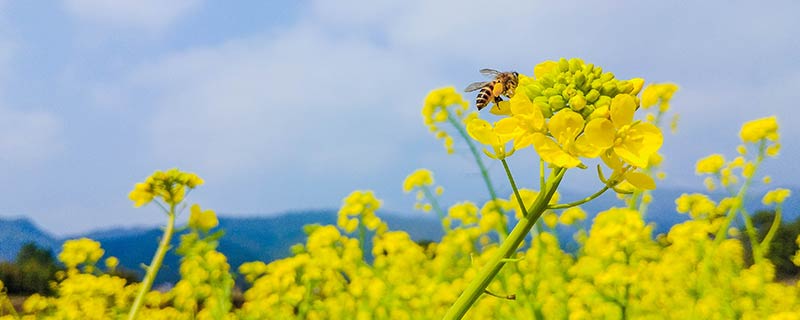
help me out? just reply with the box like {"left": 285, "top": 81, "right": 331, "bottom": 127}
{"left": 610, "top": 95, "right": 636, "bottom": 128}
{"left": 532, "top": 133, "right": 582, "bottom": 168}
{"left": 625, "top": 172, "right": 656, "bottom": 190}
{"left": 548, "top": 110, "right": 585, "bottom": 146}
{"left": 583, "top": 118, "right": 615, "bottom": 149}
{"left": 467, "top": 119, "right": 498, "bottom": 146}
{"left": 614, "top": 123, "right": 663, "bottom": 168}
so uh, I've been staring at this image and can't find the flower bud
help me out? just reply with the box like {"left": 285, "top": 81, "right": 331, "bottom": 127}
{"left": 549, "top": 95, "right": 566, "bottom": 111}
{"left": 569, "top": 95, "right": 587, "bottom": 111}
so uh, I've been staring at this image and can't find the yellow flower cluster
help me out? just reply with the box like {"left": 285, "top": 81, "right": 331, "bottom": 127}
{"left": 188, "top": 204, "right": 219, "bottom": 233}
{"left": 422, "top": 87, "right": 472, "bottom": 154}
{"left": 337, "top": 190, "right": 386, "bottom": 234}
{"left": 58, "top": 238, "right": 105, "bottom": 271}
{"left": 465, "top": 59, "right": 663, "bottom": 194}
{"left": 402, "top": 169, "right": 444, "bottom": 213}
{"left": 128, "top": 168, "right": 204, "bottom": 208}
{"left": 171, "top": 221, "right": 234, "bottom": 319}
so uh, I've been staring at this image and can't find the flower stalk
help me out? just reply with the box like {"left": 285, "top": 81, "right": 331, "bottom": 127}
{"left": 443, "top": 167, "right": 566, "bottom": 320}
{"left": 128, "top": 203, "right": 176, "bottom": 320}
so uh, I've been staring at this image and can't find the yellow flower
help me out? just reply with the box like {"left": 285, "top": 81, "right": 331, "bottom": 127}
{"left": 582, "top": 95, "right": 663, "bottom": 168}
{"left": 422, "top": 87, "right": 470, "bottom": 154}
{"left": 494, "top": 93, "right": 546, "bottom": 150}
{"left": 466, "top": 118, "right": 514, "bottom": 159}
{"left": 188, "top": 204, "right": 219, "bottom": 232}
{"left": 695, "top": 154, "right": 725, "bottom": 175}
{"left": 402, "top": 169, "right": 434, "bottom": 193}
{"left": 559, "top": 207, "right": 587, "bottom": 226}
{"left": 739, "top": 116, "right": 779, "bottom": 143}
{"left": 531, "top": 109, "right": 591, "bottom": 168}
{"left": 641, "top": 83, "right": 678, "bottom": 112}
{"left": 542, "top": 212, "right": 558, "bottom": 228}
{"left": 128, "top": 169, "right": 204, "bottom": 207}
{"left": 762, "top": 188, "right": 790, "bottom": 205}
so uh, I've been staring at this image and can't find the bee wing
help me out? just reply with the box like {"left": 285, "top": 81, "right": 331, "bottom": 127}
{"left": 480, "top": 69, "right": 501, "bottom": 77}
{"left": 464, "top": 81, "right": 491, "bottom": 92}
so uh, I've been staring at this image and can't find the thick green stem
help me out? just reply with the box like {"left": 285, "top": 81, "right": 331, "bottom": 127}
{"left": 443, "top": 168, "right": 566, "bottom": 320}
{"left": 128, "top": 204, "right": 176, "bottom": 320}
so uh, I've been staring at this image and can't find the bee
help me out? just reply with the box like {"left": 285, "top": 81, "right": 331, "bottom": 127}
{"left": 464, "top": 69, "right": 519, "bottom": 111}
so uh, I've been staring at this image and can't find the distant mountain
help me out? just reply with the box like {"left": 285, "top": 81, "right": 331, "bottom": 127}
{"left": 0, "top": 217, "right": 60, "bottom": 261}
{"left": 0, "top": 210, "right": 444, "bottom": 285}
{"left": 0, "top": 187, "right": 796, "bottom": 284}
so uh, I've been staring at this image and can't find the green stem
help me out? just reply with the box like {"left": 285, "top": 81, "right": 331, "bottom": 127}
{"left": 740, "top": 208, "right": 763, "bottom": 262}
{"left": 358, "top": 218, "right": 368, "bottom": 258}
{"left": 443, "top": 168, "right": 566, "bottom": 320}
{"left": 422, "top": 185, "right": 448, "bottom": 233}
{"left": 759, "top": 204, "right": 782, "bottom": 256}
{"left": 445, "top": 110, "right": 500, "bottom": 202}
{"left": 502, "top": 159, "right": 527, "bottom": 216}
{"left": 549, "top": 185, "right": 611, "bottom": 210}
{"left": 128, "top": 204, "right": 176, "bottom": 320}
{"left": 713, "top": 141, "right": 765, "bottom": 247}
{"left": 445, "top": 109, "right": 507, "bottom": 235}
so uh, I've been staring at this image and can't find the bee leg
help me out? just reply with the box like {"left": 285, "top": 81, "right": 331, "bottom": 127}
{"left": 494, "top": 96, "right": 503, "bottom": 104}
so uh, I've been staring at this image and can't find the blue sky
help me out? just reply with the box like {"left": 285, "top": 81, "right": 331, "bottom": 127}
{"left": 0, "top": 1, "right": 797, "bottom": 236}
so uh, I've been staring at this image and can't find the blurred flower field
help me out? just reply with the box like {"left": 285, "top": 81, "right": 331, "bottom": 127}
{"left": 1, "top": 58, "right": 798, "bottom": 319}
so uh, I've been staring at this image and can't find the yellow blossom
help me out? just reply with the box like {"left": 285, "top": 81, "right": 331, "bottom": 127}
{"left": 581, "top": 95, "right": 663, "bottom": 168}
{"left": 402, "top": 169, "right": 434, "bottom": 193}
{"left": 762, "top": 188, "right": 790, "bottom": 205}
{"left": 531, "top": 109, "right": 591, "bottom": 168}
{"left": 740, "top": 116, "right": 779, "bottom": 143}
{"left": 188, "top": 204, "right": 219, "bottom": 232}
{"left": 696, "top": 154, "right": 725, "bottom": 175}
{"left": 466, "top": 118, "right": 515, "bottom": 159}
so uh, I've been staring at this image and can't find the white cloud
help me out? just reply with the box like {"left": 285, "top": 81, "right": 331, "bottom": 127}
{"left": 120, "top": 25, "right": 433, "bottom": 182}
{"left": 0, "top": 107, "right": 62, "bottom": 164}
{"left": 63, "top": 0, "right": 202, "bottom": 31}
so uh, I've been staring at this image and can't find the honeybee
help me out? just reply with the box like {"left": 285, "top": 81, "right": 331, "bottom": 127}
{"left": 464, "top": 69, "right": 519, "bottom": 111}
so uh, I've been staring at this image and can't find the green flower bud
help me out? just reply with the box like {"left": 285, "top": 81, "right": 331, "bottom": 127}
{"left": 569, "top": 95, "right": 587, "bottom": 111}
{"left": 591, "top": 79, "right": 603, "bottom": 90}
{"left": 618, "top": 80, "right": 633, "bottom": 94}
{"left": 568, "top": 58, "right": 583, "bottom": 72}
{"left": 558, "top": 58, "right": 570, "bottom": 72}
{"left": 542, "top": 87, "right": 559, "bottom": 97}
{"left": 554, "top": 83, "right": 566, "bottom": 93}
{"left": 586, "top": 89, "right": 600, "bottom": 102}
{"left": 593, "top": 66, "right": 603, "bottom": 77}
{"left": 600, "top": 72, "right": 615, "bottom": 82}
{"left": 539, "top": 75, "right": 554, "bottom": 88}
{"left": 595, "top": 95, "right": 611, "bottom": 107}
{"left": 535, "top": 101, "right": 553, "bottom": 118}
{"left": 601, "top": 82, "right": 618, "bottom": 96}
{"left": 528, "top": 84, "right": 543, "bottom": 96}
{"left": 583, "top": 63, "right": 595, "bottom": 74}
{"left": 580, "top": 104, "right": 595, "bottom": 118}
{"left": 549, "top": 95, "right": 566, "bottom": 110}
{"left": 574, "top": 71, "right": 586, "bottom": 86}
{"left": 562, "top": 86, "right": 578, "bottom": 100}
